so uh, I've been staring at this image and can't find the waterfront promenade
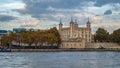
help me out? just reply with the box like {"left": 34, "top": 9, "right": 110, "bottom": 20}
{"left": 1, "top": 42, "right": 120, "bottom": 52}
{"left": 11, "top": 48, "right": 120, "bottom": 52}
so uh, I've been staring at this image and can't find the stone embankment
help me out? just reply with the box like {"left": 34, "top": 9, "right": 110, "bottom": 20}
{"left": 11, "top": 48, "right": 120, "bottom": 52}
{"left": 3, "top": 42, "right": 120, "bottom": 52}
{"left": 89, "top": 42, "right": 120, "bottom": 48}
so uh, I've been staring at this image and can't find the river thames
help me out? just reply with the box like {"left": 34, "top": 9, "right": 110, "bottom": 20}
{"left": 0, "top": 52, "right": 120, "bottom": 68}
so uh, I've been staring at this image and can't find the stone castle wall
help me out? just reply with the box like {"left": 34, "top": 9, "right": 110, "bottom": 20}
{"left": 59, "top": 18, "right": 91, "bottom": 48}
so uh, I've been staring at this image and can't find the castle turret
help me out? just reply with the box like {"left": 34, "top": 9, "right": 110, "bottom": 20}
{"left": 70, "top": 17, "right": 74, "bottom": 30}
{"left": 86, "top": 17, "right": 91, "bottom": 28}
{"left": 75, "top": 19, "right": 78, "bottom": 28}
{"left": 70, "top": 17, "right": 74, "bottom": 38}
{"left": 59, "top": 18, "right": 63, "bottom": 31}
{"left": 70, "top": 17, "right": 74, "bottom": 24}
{"left": 86, "top": 17, "right": 91, "bottom": 44}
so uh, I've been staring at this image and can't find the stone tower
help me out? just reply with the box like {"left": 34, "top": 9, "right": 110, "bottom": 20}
{"left": 75, "top": 19, "right": 78, "bottom": 29}
{"left": 70, "top": 17, "right": 74, "bottom": 38}
{"left": 59, "top": 18, "right": 63, "bottom": 31}
{"left": 86, "top": 17, "right": 91, "bottom": 47}
{"left": 58, "top": 17, "right": 92, "bottom": 49}
{"left": 86, "top": 17, "right": 91, "bottom": 29}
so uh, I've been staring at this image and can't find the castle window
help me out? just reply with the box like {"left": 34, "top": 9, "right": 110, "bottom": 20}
{"left": 62, "top": 44, "right": 63, "bottom": 46}
{"left": 80, "top": 44, "right": 81, "bottom": 46}
{"left": 86, "top": 34, "right": 87, "bottom": 37}
{"left": 67, "top": 44, "right": 68, "bottom": 46}
{"left": 74, "top": 35, "right": 76, "bottom": 37}
{"left": 74, "top": 44, "right": 76, "bottom": 46}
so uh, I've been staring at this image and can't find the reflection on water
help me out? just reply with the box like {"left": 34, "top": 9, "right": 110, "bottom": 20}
{"left": 0, "top": 52, "right": 120, "bottom": 68}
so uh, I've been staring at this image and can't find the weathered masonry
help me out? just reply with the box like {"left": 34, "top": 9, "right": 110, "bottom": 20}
{"left": 59, "top": 17, "right": 91, "bottom": 48}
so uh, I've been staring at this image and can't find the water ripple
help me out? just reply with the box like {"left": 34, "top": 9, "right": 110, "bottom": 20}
{"left": 0, "top": 52, "right": 120, "bottom": 68}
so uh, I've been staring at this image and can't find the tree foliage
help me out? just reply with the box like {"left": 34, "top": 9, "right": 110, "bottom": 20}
{"left": 111, "top": 29, "right": 120, "bottom": 43}
{"left": 0, "top": 27, "right": 61, "bottom": 48}
{"left": 94, "top": 28, "right": 120, "bottom": 44}
{"left": 0, "top": 32, "right": 17, "bottom": 47}
{"left": 94, "top": 28, "right": 109, "bottom": 42}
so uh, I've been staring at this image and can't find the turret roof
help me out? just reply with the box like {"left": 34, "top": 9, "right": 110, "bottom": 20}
{"left": 87, "top": 17, "right": 91, "bottom": 24}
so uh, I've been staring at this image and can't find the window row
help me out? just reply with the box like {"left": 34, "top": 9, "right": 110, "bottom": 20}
{"left": 61, "top": 44, "right": 81, "bottom": 46}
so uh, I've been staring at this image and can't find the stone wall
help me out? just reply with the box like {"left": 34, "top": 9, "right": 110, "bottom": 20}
{"left": 89, "top": 42, "right": 120, "bottom": 48}
{"left": 60, "top": 41, "right": 85, "bottom": 49}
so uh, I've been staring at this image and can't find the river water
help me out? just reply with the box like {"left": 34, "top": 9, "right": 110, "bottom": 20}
{"left": 0, "top": 52, "right": 120, "bottom": 68}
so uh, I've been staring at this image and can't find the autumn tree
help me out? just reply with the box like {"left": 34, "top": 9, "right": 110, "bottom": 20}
{"left": 20, "top": 31, "right": 35, "bottom": 46}
{"left": 0, "top": 32, "right": 17, "bottom": 48}
{"left": 0, "top": 27, "right": 61, "bottom": 48}
{"left": 48, "top": 27, "right": 61, "bottom": 45}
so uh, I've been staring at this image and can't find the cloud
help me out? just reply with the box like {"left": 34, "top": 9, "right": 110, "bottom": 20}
{"left": 0, "top": 2, "right": 26, "bottom": 9}
{"left": 0, "top": 14, "right": 16, "bottom": 22}
{"left": 92, "top": 16, "right": 102, "bottom": 23}
{"left": 16, "top": 8, "right": 28, "bottom": 14}
{"left": 104, "top": 9, "right": 112, "bottom": 15}
{"left": 18, "top": 0, "right": 117, "bottom": 21}
{"left": 94, "top": 0, "right": 120, "bottom": 7}
{"left": 28, "top": 0, "right": 60, "bottom": 3}
{"left": 0, "top": 0, "right": 120, "bottom": 33}
{"left": 17, "top": 0, "right": 84, "bottom": 18}
{"left": 91, "top": 13, "right": 120, "bottom": 33}
{"left": 21, "top": 20, "right": 39, "bottom": 27}
{"left": 47, "top": 6, "right": 81, "bottom": 13}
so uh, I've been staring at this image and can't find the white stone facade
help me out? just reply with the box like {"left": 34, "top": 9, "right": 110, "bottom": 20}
{"left": 59, "top": 18, "right": 91, "bottom": 48}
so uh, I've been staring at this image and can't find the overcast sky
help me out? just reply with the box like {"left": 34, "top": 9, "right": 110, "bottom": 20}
{"left": 0, "top": 0, "right": 120, "bottom": 33}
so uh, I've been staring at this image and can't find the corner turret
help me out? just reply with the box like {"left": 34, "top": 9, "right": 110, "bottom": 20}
{"left": 59, "top": 18, "right": 63, "bottom": 30}
{"left": 70, "top": 17, "right": 74, "bottom": 24}
{"left": 86, "top": 17, "right": 91, "bottom": 28}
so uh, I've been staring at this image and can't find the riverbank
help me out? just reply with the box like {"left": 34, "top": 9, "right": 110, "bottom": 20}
{"left": 10, "top": 48, "right": 120, "bottom": 52}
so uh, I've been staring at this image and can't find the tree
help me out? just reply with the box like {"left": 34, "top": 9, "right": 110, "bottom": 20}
{"left": 20, "top": 31, "right": 34, "bottom": 46}
{"left": 48, "top": 27, "right": 61, "bottom": 45}
{"left": 47, "top": 33, "right": 56, "bottom": 45}
{"left": 94, "top": 28, "right": 109, "bottom": 42}
{"left": 1, "top": 35, "right": 10, "bottom": 47}
{"left": 0, "top": 27, "right": 61, "bottom": 49}
{"left": 111, "top": 28, "right": 120, "bottom": 43}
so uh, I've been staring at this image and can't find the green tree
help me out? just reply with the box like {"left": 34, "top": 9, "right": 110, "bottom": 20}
{"left": 111, "top": 28, "right": 120, "bottom": 43}
{"left": 48, "top": 27, "right": 61, "bottom": 46}
{"left": 94, "top": 28, "right": 109, "bottom": 42}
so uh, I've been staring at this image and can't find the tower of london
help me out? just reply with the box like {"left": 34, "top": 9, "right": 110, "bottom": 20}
{"left": 59, "top": 18, "right": 91, "bottom": 48}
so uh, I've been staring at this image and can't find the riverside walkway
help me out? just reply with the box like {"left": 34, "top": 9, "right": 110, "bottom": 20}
{"left": 11, "top": 48, "right": 120, "bottom": 52}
